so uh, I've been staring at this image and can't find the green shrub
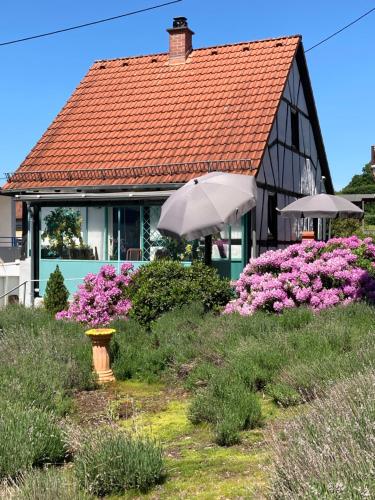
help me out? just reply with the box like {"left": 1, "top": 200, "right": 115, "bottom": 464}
{"left": 0, "top": 403, "right": 66, "bottom": 479}
{"left": 186, "top": 262, "right": 234, "bottom": 312}
{"left": 128, "top": 260, "right": 232, "bottom": 326}
{"left": 74, "top": 429, "right": 165, "bottom": 496}
{"left": 16, "top": 469, "right": 90, "bottom": 500}
{"left": 188, "top": 374, "right": 263, "bottom": 445}
{"left": 331, "top": 217, "right": 365, "bottom": 238}
{"left": 43, "top": 265, "right": 69, "bottom": 315}
{"left": 271, "top": 371, "right": 375, "bottom": 498}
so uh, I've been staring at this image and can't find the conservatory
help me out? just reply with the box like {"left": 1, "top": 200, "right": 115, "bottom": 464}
{"left": 35, "top": 201, "right": 246, "bottom": 295}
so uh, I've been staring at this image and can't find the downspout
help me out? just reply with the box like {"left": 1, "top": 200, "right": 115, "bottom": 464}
{"left": 27, "top": 203, "right": 35, "bottom": 306}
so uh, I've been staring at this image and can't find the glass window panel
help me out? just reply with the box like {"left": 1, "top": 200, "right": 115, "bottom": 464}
{"left": 231, "top": 219, "right": 242, "bottom": 260}
{"left": 121, "top": 207, "right": 141, "bottom": 260}
{"left": 212, "top": 226, "right": 230, "bottom": 260}
{"left": 149, "top": 206, "right": 164, "bottom": 260}
{"left": 40, "top": 206, "right": 90, "bottom": 259}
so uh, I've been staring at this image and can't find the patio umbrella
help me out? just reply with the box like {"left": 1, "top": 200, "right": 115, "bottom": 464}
{"left": 279, "top": 193, "right": 363, "bottom": 219}
{"left": 157, "top": 171, "right": 257, "bottom": 240}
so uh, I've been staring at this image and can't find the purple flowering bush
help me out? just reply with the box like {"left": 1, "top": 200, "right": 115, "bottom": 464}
{"left": 56, "top": 263, "right": 133, "bottom": 326}
{"left": 225, "top": 236, "right": 375, "bottom": 316}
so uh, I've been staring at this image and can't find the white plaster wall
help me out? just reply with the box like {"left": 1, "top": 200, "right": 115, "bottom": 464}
{"left": 0, "top": 260, "right": 21, "bottom": 307}
{"left": 0, "top": 196, "right": 15, "bottom": 246}
{"left": 19, "top": 258, "right": 32, "bottom": 306}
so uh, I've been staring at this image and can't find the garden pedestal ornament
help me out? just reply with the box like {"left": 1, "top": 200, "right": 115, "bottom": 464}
{"left": 302, "top": 230, "right": 315, "bottom": 241}
{"left": 85, "top": 328, "right": 116, "bottom": 383}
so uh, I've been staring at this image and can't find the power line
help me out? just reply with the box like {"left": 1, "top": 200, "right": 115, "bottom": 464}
{"left": 0, "top": 0, "right": 183, "bottom": 47}
{"left": 306, "top": 6, "right": 375, "bottom": 52}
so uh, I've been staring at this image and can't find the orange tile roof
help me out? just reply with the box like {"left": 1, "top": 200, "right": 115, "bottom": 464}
{"left": 4, "top": 35, "right": 301, "bottom": 191}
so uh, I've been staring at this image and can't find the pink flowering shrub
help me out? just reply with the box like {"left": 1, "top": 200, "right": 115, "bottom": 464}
{"left": 225, "top": 236, "right": 375, "bottom": 316}
{"left": 56, "top": 263, "right": 133, "bottom": 326}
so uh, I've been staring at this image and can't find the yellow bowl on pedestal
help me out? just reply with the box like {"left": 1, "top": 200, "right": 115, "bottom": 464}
{"left": 85, "top": 328, "right": 116, "bottom": 337}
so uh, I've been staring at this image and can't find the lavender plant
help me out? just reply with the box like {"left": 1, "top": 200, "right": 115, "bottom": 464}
{"left": 271, "top": 370, "right": 375, "bottom": 499}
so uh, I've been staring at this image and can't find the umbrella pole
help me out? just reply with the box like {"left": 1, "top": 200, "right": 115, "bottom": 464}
{"left": 251, "top": 208, "right": 257, "bottom": 258}
{"left": 204, "top": 235, "right": 212, "bottom": 266}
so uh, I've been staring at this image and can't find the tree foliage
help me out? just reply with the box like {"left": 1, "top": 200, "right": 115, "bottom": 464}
{"left": 341, "top": 163, "right": 374, "bottom": 195}
{"left": 339, "top": 162, "right": 375, "bottom": 231}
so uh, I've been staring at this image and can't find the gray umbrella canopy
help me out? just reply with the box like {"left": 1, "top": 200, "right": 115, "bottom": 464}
{"left": 157, "top": 171, "right": 257, "bottom": 240}
{"left": 279, "top": 193, "right": 363, "bottom": 219}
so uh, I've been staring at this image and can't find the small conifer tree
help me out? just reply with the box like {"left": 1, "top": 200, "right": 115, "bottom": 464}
{"left": 44, "top": 265, "right": 69, "bottom": 315}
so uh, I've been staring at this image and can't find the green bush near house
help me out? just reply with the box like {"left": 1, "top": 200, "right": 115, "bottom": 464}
{"left": 127, "top": 260, "right": 233, "bottom": 326}
{"left": 43, "top": 265, "right": 69, "bottom": 315}
{"left": 0, "top": 403, "right": 66, "bottom": 479}
{"left": 330, "top": 217, "right": 366, "bottom": 238}
{"left": 74, "top": 429, "right": 165, "bottom": 496}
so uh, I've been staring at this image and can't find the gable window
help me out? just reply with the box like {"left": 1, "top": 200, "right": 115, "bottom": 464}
{"left": 291, "top": 109, "right": 299, "bottom": 150}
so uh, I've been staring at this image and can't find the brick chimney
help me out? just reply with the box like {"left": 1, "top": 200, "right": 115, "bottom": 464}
{"left": 167, "top": 17, "right": 194, "bottom": 63}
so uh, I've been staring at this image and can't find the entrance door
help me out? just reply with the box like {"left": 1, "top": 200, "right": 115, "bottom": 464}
{"left": 112, "top": 207, "right": 141, "bottom": 261}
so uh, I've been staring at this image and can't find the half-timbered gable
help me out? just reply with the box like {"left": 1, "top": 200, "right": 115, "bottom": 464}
{"left": 256, "top": 46, "right": 331, "bottom": 253}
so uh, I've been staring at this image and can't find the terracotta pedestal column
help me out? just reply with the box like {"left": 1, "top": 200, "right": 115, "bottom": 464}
{"left": 301, "top": 230, "right": 315, "bottom": 241}
{"left": 85, "top": 328, "right": 116, "bottom": 383}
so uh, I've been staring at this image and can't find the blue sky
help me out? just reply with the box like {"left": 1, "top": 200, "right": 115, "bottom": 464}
{"left": 0, "top": 0, "right": 374, "bottom": 190}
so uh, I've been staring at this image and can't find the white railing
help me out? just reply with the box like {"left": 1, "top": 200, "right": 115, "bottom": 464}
{"left": 0, "top": 280, "right": 27, "bottom": 305}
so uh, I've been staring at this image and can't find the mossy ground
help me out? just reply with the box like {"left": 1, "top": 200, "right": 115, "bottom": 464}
{"left": 103, "top": 380, "right": 288, "bottom": 499}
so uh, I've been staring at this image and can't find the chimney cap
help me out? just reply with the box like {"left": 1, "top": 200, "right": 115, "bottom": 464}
{"left": 173, "top": 16, "right": 188, "bottom": 28}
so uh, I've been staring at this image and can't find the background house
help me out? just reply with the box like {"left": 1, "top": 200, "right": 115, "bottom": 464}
{"left": 3, "top": 18, "right": 333, "bottom": 300}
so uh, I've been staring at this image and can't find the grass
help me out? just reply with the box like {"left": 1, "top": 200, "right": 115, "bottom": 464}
{"left": 116, "top": 382, "right": 273, "bottom": 499}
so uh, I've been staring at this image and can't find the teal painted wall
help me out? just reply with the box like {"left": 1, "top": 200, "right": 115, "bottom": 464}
{"left": 39, "top": 259, "right": 191, "bottom": 297}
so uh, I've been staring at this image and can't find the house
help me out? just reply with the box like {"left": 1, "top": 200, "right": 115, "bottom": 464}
{"left": 2, "top": 17, "right": 333, "bottom": 300}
